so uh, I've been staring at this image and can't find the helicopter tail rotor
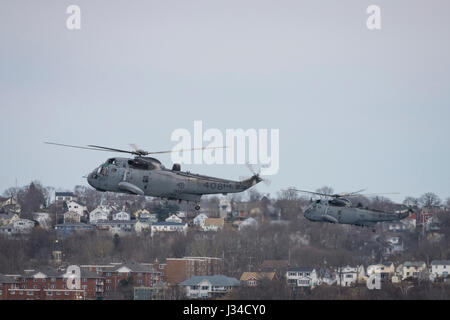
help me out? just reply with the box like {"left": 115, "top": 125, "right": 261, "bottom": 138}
{"left": 241, "top": 162, "right": 271, "bottom": 186}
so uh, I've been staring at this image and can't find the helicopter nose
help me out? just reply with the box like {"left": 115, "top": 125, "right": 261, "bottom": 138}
{"left": 87, "top": 172, "right": 97, "bottom": 188}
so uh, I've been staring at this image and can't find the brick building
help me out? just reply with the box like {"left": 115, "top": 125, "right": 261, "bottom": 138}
{"left": 164, "top": 257, "right": 223, "bottom": 285}
{"left": 0, "top": 267, "right": 103, "bottom": 300}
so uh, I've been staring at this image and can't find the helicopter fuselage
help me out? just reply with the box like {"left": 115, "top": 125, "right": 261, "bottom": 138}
{"left": 87, "top": 157, "right": 260, "bottom": 203}
{"left": 303, "top": 199, "right": 410, "bottom": 227}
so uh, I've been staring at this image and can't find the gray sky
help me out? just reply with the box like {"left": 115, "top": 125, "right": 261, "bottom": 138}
{"left": 1, "top": 0, "right": 449, "bottom": 203}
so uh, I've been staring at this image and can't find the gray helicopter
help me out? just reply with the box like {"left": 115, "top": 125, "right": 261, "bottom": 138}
{"left": 45, "top": 142, "right": 265, "bottom": 210}
{"left": 292, "top": 189, "right": 412, "bottom": 231}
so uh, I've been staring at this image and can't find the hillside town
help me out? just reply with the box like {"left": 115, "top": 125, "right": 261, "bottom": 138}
{"left": 0, "top": 182, "right": 449, "bottom": 300}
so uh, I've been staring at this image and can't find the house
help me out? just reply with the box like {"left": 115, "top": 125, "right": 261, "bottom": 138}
{"left": 13, "top": 219, "right": 35, "bottom": 234}
{"left": 63, "top": 211, "right": 82, "bottom": 223}
{"left": 165, "top": 214, "right": 183, "bottom": 223}
{"left": 193, "top": 213, "right": 208, "bottom": 227}
{"left": 384, "top": 236, "right": 404, "bottom": 256}
{"left": 286, "top": 267, "right": 319, "bottom": 288}
{"left": 202, "top": 218, "right": 224, "bottom": 232}
{"left": 430, "top": 260, "right": 450, "bottom": 280}
{"left": 134, "top": 220, "right": 152, "bottom": 234}
{"left": 387, "top": 222, "right": 408, "bottom": 232}
{"left": 112, "top": 211, "right": 130, "bottom": 221}
{"left": 151, "top": 222, "right": 187, "bottom": 236}
{"left": 0, "top": 197, "right": 21, "bottom": 213}
{"left": 260, "top": 260, "right": 289, "bottom": 277}
{"left": 401, "top": 261, "right": 427, "bottom": 280}
{"left": 240, "top": 272, "right": 275, "bottom": 287}
{"left": 55, "top": 222, "right": 93, "bottom": 237}
{"left": 95, "top": 220, "right": 137, "bottom": 235}
{"left": 0, "top": 212, "right": 19, "bottom": 226}
{"left": 316, "top": 269, "right": 336, "bottom": 286}
{"left": 335, "top": 265, "right": 366, "bottom": 287}
{"left": 133, "top": 208, "right": 150, "bottom": 219}
{"left": 179, "top": 275, "right": 240, "bottom": 299}
{"left": 366, "top": 262, "right": 395, "bottom": 281}
{"left": 55, "top": 192, "right": 77, "bottom": 203}
{"left": 89, "top": 206, "right": 110, "bottom": 223}
{"left": 65, "top": 201, "right": 87, "bottom": 217}
{"left": 0, "top": 196, "right": 17, "bottom": 208}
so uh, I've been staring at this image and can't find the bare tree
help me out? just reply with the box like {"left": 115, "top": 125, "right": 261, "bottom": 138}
{"left": 419, "top": 192, "right": 441, "bottom": 209}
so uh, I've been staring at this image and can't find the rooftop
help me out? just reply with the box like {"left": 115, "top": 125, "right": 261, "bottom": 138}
{"left": 179, "top": 275, "right": 240, "bottom": 287}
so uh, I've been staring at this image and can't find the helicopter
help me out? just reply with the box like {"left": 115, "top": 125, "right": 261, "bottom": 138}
{"left": 45, "top": 142, "right": 267, "bottom": 210}
{"left": 291, "top": 188, "right": 412, "bottom": 231}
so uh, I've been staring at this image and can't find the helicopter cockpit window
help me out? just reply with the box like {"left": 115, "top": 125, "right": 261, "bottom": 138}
{"left": 107, "top": 158, "right": 116, "bottom": 165}
{"left": 98, "top": 166, "right": 108, "bottom": 175}
{"left": 128, "top": 159, "right": 149, "bottom": 170}
{"left": 315, "top": 199, "right": 321, "bottom": 204}
{"left": 329, "top": 199, "right": 347, "bottom": 207}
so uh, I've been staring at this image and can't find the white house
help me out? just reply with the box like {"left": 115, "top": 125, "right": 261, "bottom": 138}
{"left": 65, "top": 201, "right": 87, "bottom": 217}
{"left": 55, "top": 192, "right": 77, "bottom": 203}
{"left": 63, "top": 210, "right": 82, "bottom": 223}
{"left": 112, "top": 211, "right": 130, "bottom": 221}
{"left": 89, "top": 207, "right": 110, "bottom": 223}
{"left": 366, "top": 262, "right": 395, "bottom": 281}
{"left": 135, "top": 220, "right": 151, "bottom": 234}
{"left": 286, "top": 267, "right": 320, "bottom": 288}
{"left": 165, "top": 214, "right": 183, "bottom": 223}
{"left": 430, "top": 260, "right": 450, "bottom": 280}
{"left": 317, "top": 269, "right": 336, "bottom": 286}
{"left": 95, "top": 220, "right": 136, "bottom": 235}
{"left": 151, "top": 222, "right": 187, "bottom": 236}
{"left": 193, "top": 213, "right": 208, "bottom": 227}
{"left": 335, "top": 265, "right": 366, "bottom": 287}
{"left": 179, "top": 275, "right": 240, "bottom": 299}
{"left": 13, "top": 219, "right": 35, "bottom": 234}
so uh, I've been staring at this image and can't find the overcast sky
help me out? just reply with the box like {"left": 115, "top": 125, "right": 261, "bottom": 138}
{"left": 1, "top": 0, "right": 449, "bottom": 202}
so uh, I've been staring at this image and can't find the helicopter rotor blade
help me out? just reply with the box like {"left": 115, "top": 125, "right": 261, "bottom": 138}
{"left": 44, "top": 142, "right": 122, "bottom": 153}
{"left": 349, "top": 192, "right": 400, "bottom": 197}
{"left": 88, "top": 145, "right": 143, "bottom": 155}
{"left": 147, "top": 146, "right": 228, "bottom": 155}
{"left": 290, "top": 189, "right": 333, "bottom": 197}
{"left": 336, "top": 189, "right": 366, "bottom": 197}
{"left": 47, "top": 142, "right": 228, "bottom": 157}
